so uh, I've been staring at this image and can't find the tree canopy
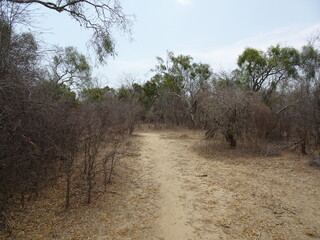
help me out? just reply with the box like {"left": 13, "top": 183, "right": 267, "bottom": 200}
{"left": 238, "top": 45, "right": 300, "bottom": 102}
{"left": 5, "top": 0, "right": 132, "bottom": 62}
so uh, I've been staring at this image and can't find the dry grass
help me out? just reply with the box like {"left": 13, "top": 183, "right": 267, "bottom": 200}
{"left": 0, "top": 136, "right": 158, "bottom": 240}
{"left": 182, "top": 133, "right": 320, "bottom": 239}
{"left": 194, "top": 138, "right": 271, "bottom": 158}
{"left": 2, "top": 129, "right": 320, "bottom": 240}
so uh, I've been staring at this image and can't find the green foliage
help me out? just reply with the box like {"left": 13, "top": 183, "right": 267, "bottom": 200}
{"left": 39, "top": 81, "right": 77, "bottom": 104}
{"left": 57, "top": 84, "right": 76, "bottom": 101}
{"left": 65, "top": 47, "right": 90, "bottom": 72}
{"left": 5, "top": 0, "right": 132, "bottom": 63}
{"left": 50, "top": 46, "right": 92, "bottom": 90}
{"left": 80, "top": 86, "right": 113, "bottom": 102}
{"left": 97, "top": 36, "right": 116, "bottom": 63}
{"left": 268, "top": 45, "right": 300, "bottom": 76}
{"left": 118, "top": 83, "right": 144, "bottom": 102}
{"left": 117, "top": 86, "right": 130, "bottom": 100}
{"left": 238, "top": 48, "right": 267, "bottom": 91}
{"left": 299, "top": 45, "right": 320, "bottom": 81}
{"left": 116, "top": 77, "right": 160, "bottom": 110}
{"left": 140, "top": 77, "right": 160, "bottom": 109}
{"left": 153, "top": 51, "right": 213, "bottom": 96}
{"left": 147, "top": 51, "right": 213, "bottom": 126}
{"left": 132, "top": 83, "right": 143, "bottom": 95}
{"left": 237, "top": 45, "right": 300, "bottom": 102}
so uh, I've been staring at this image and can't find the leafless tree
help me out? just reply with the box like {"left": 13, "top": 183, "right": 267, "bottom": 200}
{"left": 118, "top": 74, "right": 144, "bottom": 134}
{"left": 201, "top": 86, "right": 260, "bottom": 148}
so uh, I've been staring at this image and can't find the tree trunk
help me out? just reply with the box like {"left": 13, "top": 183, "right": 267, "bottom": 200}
{"left": 65, "top": 172, "right": 71, "bottom": 209}
{"left": 129, "top": 124, "right": 134, "bottom": 135}
{"left": 87, "top": 174, "right": 92, "bottom": 204}
{"left": 301, "top": 140, "right": 307, "bottom": 155}
{"left": 103, "top": 156, "right": 108, "bottom": 192}
{"left": 20, "top": 191, "right": 25, "bottom": 208}
{"left": 108, "top": 152, "right": 116, "bottom": 184}
{"left": 226, "top": 133, "right": 237, "bottom": 149}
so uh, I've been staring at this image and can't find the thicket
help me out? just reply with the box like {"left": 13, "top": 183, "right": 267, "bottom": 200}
{"left": 0, "top": 1, "right": 140, "bottom": 232}
{"left": 1, "top": 0, "right": 320, "bottom": 235}
{"left": 133, "top": 42, "right": 319, "bottom": 152}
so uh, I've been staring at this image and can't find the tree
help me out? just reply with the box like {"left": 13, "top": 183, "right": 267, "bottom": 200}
{"left": 201, "top": 87, "right": 261, "bottom": 148}
{"left": 117, "top": 74, "right": 143, "bottom": 134}
{"left": 80, "top": 86, "right": 114, "bottom": 102}
{"left": 299, "top": 44, "right": 320, "bottom": 94}
{"left": 140, "top": 76, "right": 160, "bottom": 109}
{"left": 291, "top": 41, "right": 320, "bottom": 153}
{"left": 238, "top": 45, "right": 300, "bottom": 103}
{"left": 151, "top": 51, "right": 213, "bottom": 126}
{"left": 0, "top": 1, "right": 134, "bottom": 233}
{"left": 0, "top": 13, "right": 43, "bottom": 218}
{"left": 49, "top": 46, "right": 92, "bottom": 91}
{"left": 213, "top": 69, "right": 244, "bottom": 88}
{"left": 6, "top": 0, "right": 132, "bottom": 62}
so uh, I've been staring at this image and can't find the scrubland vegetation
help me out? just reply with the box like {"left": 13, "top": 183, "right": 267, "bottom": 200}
{"left": 0, "top": 0, "right": 319, "bottom": 238}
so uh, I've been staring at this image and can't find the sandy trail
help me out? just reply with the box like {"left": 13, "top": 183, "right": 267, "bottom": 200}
{"left": 140, "top": 132, "right": 195, "bottom": 240}
{"left": 134, "top": 130, "right": 320, "bottom": 240}
{"left": 5, "top": 130, "right": 320, "bottom": 240}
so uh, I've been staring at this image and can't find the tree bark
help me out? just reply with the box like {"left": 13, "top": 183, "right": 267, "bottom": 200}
{"left": 225, "top": 132, "right": 237, "bottom": 149}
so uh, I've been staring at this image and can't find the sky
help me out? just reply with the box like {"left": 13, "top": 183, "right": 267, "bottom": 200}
{"left": 29, "top": 0, "right": 320, "bottom": 87}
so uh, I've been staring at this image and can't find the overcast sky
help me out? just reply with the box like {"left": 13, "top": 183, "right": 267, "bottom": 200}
{"left": 32, "top": 0, "right": 320, "bottom": 87}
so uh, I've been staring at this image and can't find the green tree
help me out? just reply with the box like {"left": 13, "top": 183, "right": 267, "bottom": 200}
{"left": 299, "top": 44, "right": 320, "bottom": 93}
{"left": 80, "top": 86, "right": 114, "bottom": 102}
{"left": 141, "top": 76, "right": 161, "bottom": 109}
{"left": 49, "top": 46, "right": 92, "bottom": 91}
{"left": 152, "top": 51, "right": 213, "bottom": 126}
{"left": 294, "top": 43, "right": 320, "bottom": 152}
{"left": 238, "top": 45, "right": 300, "bottom": 103}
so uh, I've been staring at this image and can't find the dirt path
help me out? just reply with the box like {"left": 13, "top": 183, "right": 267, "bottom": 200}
{"left": 139, "top": 132, "right": 196, "bottom": 239}
{"left": 133, "top": 130, "right": 320, "bottom": 240}
{"left": 4, "top": 130, "right": 320, "bottom": 240}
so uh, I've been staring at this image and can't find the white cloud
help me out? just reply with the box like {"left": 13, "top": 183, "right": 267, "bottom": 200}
{"left": 176, "top": 0, "right": 192, "bottom": 5}
{"left": 182, "top": 23, "right": 320, "bottom": 71}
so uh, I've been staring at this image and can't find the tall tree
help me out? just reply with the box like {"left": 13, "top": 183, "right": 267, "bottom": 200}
{"left": 294, "top": 42, "right": 320, "bottom": 152}
{"left": 152, "top": 51, "right": 213, "bottom": 126}
{"left": 238, "top": 45, "right": 300, "bottom": 103}
{"left": 5, "top": 0, "right": 132, "bottom": 62}
{"left": 49, "top": 46, "right": 92, "bottom": 90}
{"left": 201, "top": 87, "right": 260, "bottom": 148}
{"left": 117, "top": 74, "right": 143, "bottom": 134}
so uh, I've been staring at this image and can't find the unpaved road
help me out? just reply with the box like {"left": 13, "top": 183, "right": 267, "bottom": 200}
{"left": 127, "top": 131, "right": 320, "bottom": 240}
{"left": 4, "top": 130, "right": 320, "bottom": 240}
{"left": 140, "top": 132, "right": 196, "bottom": 239}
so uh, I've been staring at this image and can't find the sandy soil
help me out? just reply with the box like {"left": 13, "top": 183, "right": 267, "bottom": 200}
{"left": 2, "top": 130, "right": 320, "bottom": 240}
{"left": 129, "top": 130, "right": 320, "bottom": 239}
